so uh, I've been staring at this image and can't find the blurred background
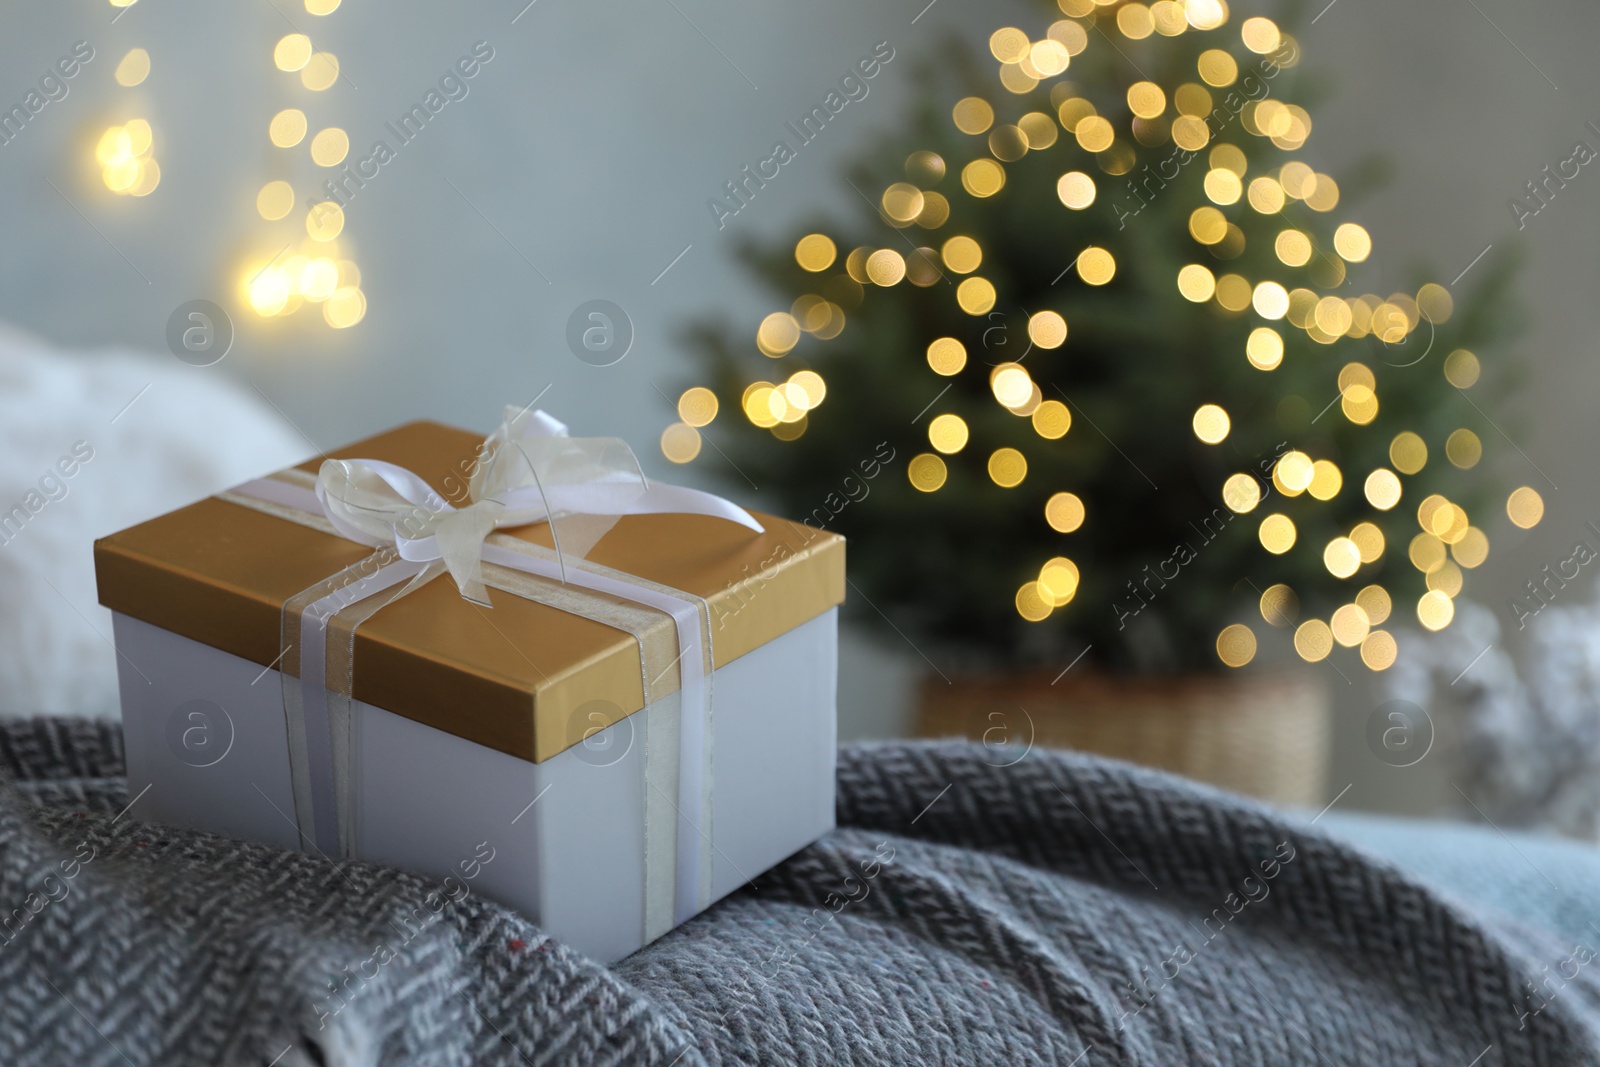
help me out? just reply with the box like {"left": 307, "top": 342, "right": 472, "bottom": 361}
{"left": 3, "top": 0, "right": 1599, "bottom": 833}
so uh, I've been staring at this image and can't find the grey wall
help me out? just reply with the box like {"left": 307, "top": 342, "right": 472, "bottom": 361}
{"left": 3, "top": 0, "right": 1596, "bottom": 815}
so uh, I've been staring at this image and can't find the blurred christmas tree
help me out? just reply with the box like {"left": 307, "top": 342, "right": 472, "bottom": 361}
{"left": 673, "top": 0, "right": 1529, "bottom": 676}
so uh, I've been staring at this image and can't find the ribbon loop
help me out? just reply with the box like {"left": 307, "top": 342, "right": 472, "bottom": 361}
{"left": 313, "top": 408, "right": 763, "bottom": 603}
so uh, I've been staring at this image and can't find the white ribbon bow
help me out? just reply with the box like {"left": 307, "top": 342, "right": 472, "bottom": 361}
{"left": 314, "top": 406, "right": 764, "bottom": 605}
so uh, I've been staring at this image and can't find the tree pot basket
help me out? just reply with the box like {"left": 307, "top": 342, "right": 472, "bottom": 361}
{"left": 915, "top": 669, "right": 1329, "bottom": 807}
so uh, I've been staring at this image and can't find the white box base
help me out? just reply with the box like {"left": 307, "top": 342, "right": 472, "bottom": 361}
{"left": 113, "top": 608, "right": 837, "bottom": 962}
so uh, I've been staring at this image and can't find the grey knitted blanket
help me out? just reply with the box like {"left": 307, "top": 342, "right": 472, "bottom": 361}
{"left": 2, "top": 718, "right": 1599, "bottom": 1066}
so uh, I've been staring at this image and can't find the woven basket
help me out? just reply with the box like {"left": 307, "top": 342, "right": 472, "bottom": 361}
{"left": 915, "top": 669, "right": 1329, "bottom": 807}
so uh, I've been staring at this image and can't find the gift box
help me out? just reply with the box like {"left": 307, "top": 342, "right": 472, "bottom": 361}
{"left": 94, "top": 407, "right": 844, "bottom": 961}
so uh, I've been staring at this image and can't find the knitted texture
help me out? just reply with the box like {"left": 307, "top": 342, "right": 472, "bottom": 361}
{"left": 1, "top": 718, "right": 1598, "bottom": 1066}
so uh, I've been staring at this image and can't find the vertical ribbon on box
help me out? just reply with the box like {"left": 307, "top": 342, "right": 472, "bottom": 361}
{"left": 223, "top": 407, "right": 762, "bottom": 940}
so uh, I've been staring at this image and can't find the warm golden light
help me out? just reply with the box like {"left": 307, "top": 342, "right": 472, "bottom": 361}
{"left": 1417, "top": 282, "right": 1454, "bottom": 323}
{"left": 1274, "top": 451, "right": 1314, "bottom": 494}
{"left": 1252, "top": 282, "right": 1290, "bottom": 320}
{"left": 300, "top": 258, "right": 338, "bottom": 302}
{"left": 320, "top": 284, "right": 363, "bottom": 327}
{"left": 1029, "top": 310, "right": 1068, "bottom": 348}
{"left": 960, "top": 159, "right": 998, "bottom": 199}
{"left": 1075, "top": 116, "right": 1115, "bottom": 152}
{"left": 1248, "top": 177, "right": 1286, "bottom": 214}
{"left": 1507, "top": 487, "right": 1545, "bottom": 528}
{"left": 1294, "top": 619, "right": 1333, "bottom": 662}
{"left": 1445, "top": 349, "right": 1481, "bottom": 388}
{"left": 864, "top": 249, "right": 906, "bottom": 286}
{"left": 1330, "top": 604, "right": 1370, "bottom": 648}
{"left": 269, "top": 108, "right": 308, "bottom": 148}
{"left": 988, "top": 448, "right": 1027, "bottom": 488}
{"left": 1305, "top": 173, "right": 1339, "bottom": 212}
{"left": 1313, "top": 297, "right": 1353, "bottom": 336}
{"left": 310, "top": 127, "right": 349, "bottom": 167}
{"left": 1057, "top": 171, "right": 1096, "bottom": 209}
{"left": 1177, "top": 264, "right": 1216, "bottom": 302}
{"left": 1029, "top": 39, "right": 1070, "bottom": 76}
{"left": 1215, "top": 274, "right": 1252, "bottom": 311}
{"left": 1356, "top": 585, "right": 1392, "bottom": 625}
{"left": 300, "top": 52, "right": 340, "bottom": 91}
{"left": 274, "top": 34, "right": 313, "bottom": 72}
{"left": 1364, "top": 468, "right": 1402, "bottom": 510}
{"left": 1389, "top": 432, "right": 1428, "bottom": 475}
{"left": 1280, "top": 162, "right": 1315, "bottom": 199}
{"left": 257, "top": 181, "right": 296, "bottom": 221}
{"left": 114, "top": 48, "right": 151, "bottom": 87}
{"left": 1016, "top": 582, "right": 1052, "bottom": 622}
{"left": 1192, "top": 403, "right": 1230, "bottom": 444}
{"left": 1197, "top": 49, "right": 1238, "bottom": 86}
{"left": 928, "top": 413, "right": 969, "bottom": 454}
{"left": 1274, "top": 230, "right": 1312, "bottom": 267}
{"left": 1222, "top": 473, "right": 1261, "bottom": 513}
{"left": 957, "top": 277, "right": 997, "bottom": 314}
{"left": 1209, "top": 143, "right": 1245, "bottom": 173}
{"left": 127, "top": 158, "right": 160, "bottom": 197}
{"left": 989, "top": 27, "right": 1030, "bottom": 63}
{"left": 1204, "top": 168, "right": 1242, "bottom": 205}
{"left": 247, "top": 266, "right": 291, "bottom": 317}
{"left": 743, "top": 384, "right": 779, "bottom": 428}
{"left": 1409, "top": 533, "right": 1447, "bottom": 575}
{"left": 908, "top": 453, "right": 947, "bottom": 492}
{"left": 1361, "top": 630, "right": 1397, "bottom": 670}
{"left": 927, "top": 337, "right": 967, "bottom": 376}
{"left": 757, "top": 312, "right": 801, "bottom": 356}
{"left": 1032, "top": 400, "right": 1071, "bottom": 439}
{"left": 1189, "top": 206, "right": 1228, "bottom": 245}
{"left": 1417, "top": 494, "right": 1450, "bottom": 537}
{"left": 1333, "top": 223, "right": 1371, "bottom": 262}
{"left": 1045, "top": 491, "right": 1085, "bottom": 533}
{"left": 795, "top": 233, "right": 836, "bottom": 272}
{"left": 941, "top": 235, "right": 982, "bottom": 274}
{"left": 1117, "top": 4, "right": 1156, "bottom": 39}
{"left": 660, "top": 422, "right": 702, "bottom": 464}
{"left": 1186, "top": 0, "right": 1226, "bottom": 31}
{"left": 991, "top": 365, "right": 1032, "bottom": 407}
{"left": 1246, "top": 327, "right": 1283, "bottom": 370}
{"left": 1216, "top": 624, "right": 1257, "bottom": 667}
{"left": 789, "top": 370, "right": 826, "bottom": 409}
{"left": 1076, "top": 247, "right": 1115, "bottom": 285}
{"left": 1039, "top": 557, "right": 1079, "bottom": 605}
{"left": 1446, "top": 428, "right": 1482, "bottom": 469}
{"left": 1308, "top": 460, "right": 1343, "bottom": 501}
{"left": 1259, "top": 513, "right": 1296, "bottom": 554}
{"left": 882, "top": 182, "right": 925, "bottom": 223}
{"left": 1452, "top": 527, "right": 1490, "bottom": 569}
{"left": 916, "top": 192, "right": 951, "bottom": 228}
{"left": 1127, "top": 81, "right": 1167, "bottom": 118}
{"left": 1418, "top": 590, "right": 1455, "bottom": 631}
{"left": 306, "top": 201, "right": 344, "bottom": 241}
{"left": 1349, "top": 522, "right": 1385, "bottom": 563}
{"left": 1427, "top": 560, "right": 1464, "bottom": 598}
{"left": 677, "top": 387, "right": 718, "bottom": 427}
{"left": 1324, "top": 537, "right": 1361, "bottom": 579}
{"left": 908, "top": 150, "right": 940, "bottom": 185}
{"left": 1256, "top": 585, "right": 1297, "bottom": 628}
{"left": 1240, "top": 16, "right": 1281, "bottom": 53}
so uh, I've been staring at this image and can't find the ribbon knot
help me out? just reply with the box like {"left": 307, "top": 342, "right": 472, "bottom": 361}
{"left": 313, "top": 406, "right": 763, "bottom": 606}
